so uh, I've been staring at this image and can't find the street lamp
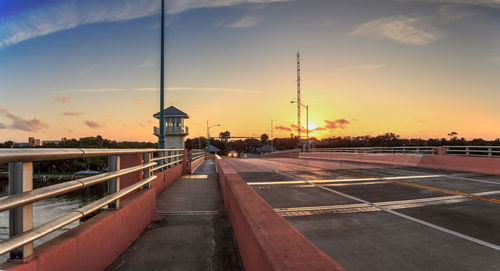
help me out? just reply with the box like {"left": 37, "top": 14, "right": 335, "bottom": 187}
{"left": 291, "top": 100, "right": 309, "bottom": 151}
{"left": 207, "top": 121, "right": 220, "bottom": 154}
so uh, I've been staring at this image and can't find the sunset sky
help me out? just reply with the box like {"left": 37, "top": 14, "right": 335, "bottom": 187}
{"left": 1, "top": 0, "right": 499, "bottom": 142}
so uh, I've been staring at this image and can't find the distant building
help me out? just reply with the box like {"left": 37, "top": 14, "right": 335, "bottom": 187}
{"left": 28, "top": 137, "right": 41, "bottom": 147}
{"left": 14, "top": 142, "right": 29, "bottom": 148}
{"left": 203, "top": 144, "right": 220, "bottom": 153}
{"left": 42, "top": 138, "right": 68, "bottom": 145}
{"left": 261, "top": 144, "right": 276, "bottom": 153}
{"left": 153, "top": 106, "right": 189, "bottom": 149}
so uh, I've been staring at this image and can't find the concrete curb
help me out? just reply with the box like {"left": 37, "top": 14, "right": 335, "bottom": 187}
{"left": 215, "top": 156, "right": 344, "bottom": 271}
{"left": 300, "top": 152, "right": 500, "bottom": 175}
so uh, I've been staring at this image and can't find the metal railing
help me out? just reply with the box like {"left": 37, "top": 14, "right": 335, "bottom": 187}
{"left": 443, "top": 146, "right": 500, "bottom": 157}
{"left": 261, "top": 149, "right": 301, "bottom": 155}
{"left": 153, "top": 126, "right": 189, "bottom": 135}
{"left": 188, "top": 149, "right": 205, "bottom": 162}
{"left": 312, "top": 146, "right": 437, "bottom": 155}
{"left": 0, "top": 148, "right": 184, "bottom": 261}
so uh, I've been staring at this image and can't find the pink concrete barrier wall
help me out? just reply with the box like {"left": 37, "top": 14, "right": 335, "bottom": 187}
{"left": 261, "top": 152, "right": 300, "bottom": 159}
{"left": 3, "top": 189, "right": 156, "bottom": 271}
{"left": 301, "top": 152, "right": 500, "bottom": 175}
{"left": 189, "top": 156, "right": 206, "bottom": 173}
{"left": 151, "top": 163, "right": 184, "bottom": 195}
{"left": 419, "top": 155, "right": 500, "bottom": 175}
{"left": 300, "top": 152, "right": 423, "bottom": 167}
{"left": 216, "top": 158, "right": 344, "bottom": 271}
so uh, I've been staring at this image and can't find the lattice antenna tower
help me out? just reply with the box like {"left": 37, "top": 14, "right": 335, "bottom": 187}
{"left": 296, "top": 52, "right": 301, "bottom": 139}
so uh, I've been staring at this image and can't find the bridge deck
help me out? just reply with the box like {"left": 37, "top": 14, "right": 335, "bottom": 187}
{"left": 224, "top": 157, "right": 500, "bottom": 271}
{"left": 106, "top": 159, "right": 242, "bottom": 271}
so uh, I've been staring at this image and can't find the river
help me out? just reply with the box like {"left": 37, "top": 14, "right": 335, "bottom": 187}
{"left": 0, "top": 175, "right": 107, "bottom": 261}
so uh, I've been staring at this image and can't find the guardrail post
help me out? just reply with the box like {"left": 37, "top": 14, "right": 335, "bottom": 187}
{"left": 488, "top": 147, "right": 492, "bottom": 157}
{"left": 108, "top": 155, "right": 120, "bottom": 209}
{"left": 143, "top": 153, "right": 152, "bottom": 189}
{"left": 466, "top": 147, "right": 470, "bottom": 156}
{"left": 8, "top": 162, "right": 33, "bottom": 261}
{"left": 167, "top": 150, "right": 171, "bottom": 168}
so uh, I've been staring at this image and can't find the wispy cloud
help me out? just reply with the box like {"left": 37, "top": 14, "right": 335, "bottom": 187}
{"left": 435, "top": 5, "right": 477, "bottom": 22}
{"left": 84, "top": 120, "right": 103, "bottom": 128}
{"left": 324, "top": 119, "right": 350, "bottom": 129}
{"left": 166, "top": 87, "right": 262, "bottom": 94}
{"left": 135, "top": 99, "right": 144, "bottom": 103}
{"left": 275, "top": 125, "right": 292, "bottom": 131}
{"left": 396, "top": 0, "right": 500, "bottom": 9}
{"left": 228, "top": 15, "right": 262, "bottom": 28}
{"left": 0, "top": 107, "right": 49, "bottom": 132}
{"left": 59, "top": 87, "right": 262, "bottom": 94}
{"left": 55, "top": 97, "right": 71, "bottom": 103}
{"left": 312, "top": 126, "right": 326, "bottom": 132}
{"left": 0, "top": 0, "right": 292, "bottom": 49}
{"left": 337, "top": 64, "right": 386, "bottom": 71}
{"left": 350, "top": 15, "right": 446, "bottom": 45}
{"left": 137, "top": 58, "right": 156, "bottom": 69}
{"left": 60, "top": 88, "right": 123, "bottom": 93}
{"left": 62, "top": 112, "right": 85, "bottom": 116}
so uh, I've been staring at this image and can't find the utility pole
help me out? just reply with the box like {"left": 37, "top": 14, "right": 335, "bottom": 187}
{"left": 158, "top": 0, "right": 165, "bottom": 149}
{"left": 206, "top": 121, "right": 220, "bottom": 154}
{"left": 306, "top": 105, "right": 309, "bottom": 151}
{"left": 296, "top": 52, "right": 301, "bottom": 139}
{"left": 271, "top": 120, "right": 274, "bottom": 152}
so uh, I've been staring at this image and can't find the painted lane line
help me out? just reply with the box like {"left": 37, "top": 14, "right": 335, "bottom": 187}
{"left": 308, "top": 181, "right": 500, "bottom": 252}
{"left": 278, "top": 198, "right": 469, "bottom": 216}
{"left": 244, "top": 159, "right": 500, "bottom": 250}
{"left": 248, "top": 180, "right": 306, "bottom": 185}
{"left": 252, "top": 181, "right": 387, "bottom": 190}
{"left": 156, "top": 210, "right": 226, "bottom": 216}
{"left": 181, "top": 174, "right": 208, "bottom": 179}
{"left": 256, "top": 158, "right": 500, "bottom": 204}
{"left": 247, "top": 174, "right": 443, "bottom": 186}
{"left": 442, "top": 175, "right": 500, "bottom": 185}
{"left": 274, "top": 190, "right": 500, "bottom": 212}
{"left": 334, "top": 168, "right": 500, "bottom": 205}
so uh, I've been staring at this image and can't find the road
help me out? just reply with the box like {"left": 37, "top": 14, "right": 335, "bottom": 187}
{"left": 224, "top": 157, "right": 500, "bottom": 271}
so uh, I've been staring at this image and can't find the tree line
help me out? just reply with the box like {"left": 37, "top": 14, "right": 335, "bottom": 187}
{"left": 0, "top": 136, "right": 157, "bottom": 174}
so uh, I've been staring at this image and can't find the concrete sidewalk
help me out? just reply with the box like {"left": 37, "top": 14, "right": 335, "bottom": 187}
{"left": 106, "top": 159, "right": 243, "bottom": 271}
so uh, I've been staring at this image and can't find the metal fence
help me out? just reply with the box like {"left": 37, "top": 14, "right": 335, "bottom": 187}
{"left": 312, "top": 146, "right": 437, "bottom": 155}
{"left": 188, "top": 149, "right": 205, "bottom": 162}
{"left": 0, "top": 148, "right": 184, "bottom": 260}
{"left": 443, "top": 146, "right": 500, "bottom": 157}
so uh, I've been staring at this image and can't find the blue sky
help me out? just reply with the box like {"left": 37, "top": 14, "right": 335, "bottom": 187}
{"left": 0, "top": 0, "right": 499, "bottom": 142}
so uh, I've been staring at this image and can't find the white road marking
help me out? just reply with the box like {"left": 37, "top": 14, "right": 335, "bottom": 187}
{"left": 442, "top": 175, "right": 500, "bottom": 185}
{"left": 275, "top": 190, "right": 500, "bottom": 212}
{"left": 309, "top": 181, "right": 500, "bottom": 252}
{"left": 248, "top": 174, "right": 443, "bottom": 186}
{"left": 156, "top": 210, "right": 225, "bottom": 216}
{"left": 181, "top": 174, "right": 208, "bottom": 179}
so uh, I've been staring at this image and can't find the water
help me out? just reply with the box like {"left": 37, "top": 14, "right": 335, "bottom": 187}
{"left": 0, "top": 176, "right": 107, "bottom": 261}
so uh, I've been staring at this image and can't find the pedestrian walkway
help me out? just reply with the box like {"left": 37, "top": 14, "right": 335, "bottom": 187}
{"left": 106, "top": 159, "right": 243, "bottom": 271}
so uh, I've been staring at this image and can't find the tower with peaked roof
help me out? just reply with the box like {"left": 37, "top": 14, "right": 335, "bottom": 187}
{"left": 153, "top": 106, "right": 189, "bottom": 149}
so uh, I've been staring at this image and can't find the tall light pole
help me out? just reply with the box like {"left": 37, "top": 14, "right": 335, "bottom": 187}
{"left": 158, "top": 0, "right": 165, "bottom": 149}
{"left": 207, "top": 121, "right": 220, "bottom": 153}
{"left": 271, "top": 120, "right": 274, "bottom": 152}
{"left": 296, "top": 52, "right": 301, "bottom": 139}
{"left": 291, "top": 101, "right": 309, "bottom": 151}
